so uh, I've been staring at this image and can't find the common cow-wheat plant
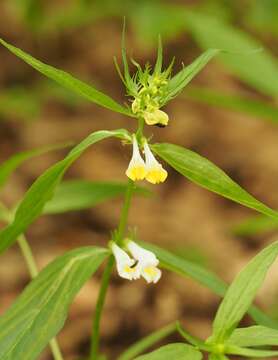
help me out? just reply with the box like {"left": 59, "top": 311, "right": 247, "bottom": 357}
{"left": 0, "top": 29, "right": 278, "bottom": 360}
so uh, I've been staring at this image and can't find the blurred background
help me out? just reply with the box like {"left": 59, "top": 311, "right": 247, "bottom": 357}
{"left": 0, "top": 0, "right": 278, "bottom": 359}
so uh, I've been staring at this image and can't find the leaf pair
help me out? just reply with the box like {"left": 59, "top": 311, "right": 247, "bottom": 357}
{"left": 0, "top": 37, "right": 222, "bottom": 119}
{"left": 1, "top": 130, "right": 277, "bottom": 258}
{"left": 117, "top": 239, "right": 278, "bottom": 359}
{"left": 174, "top": 241, "right": 278, "bottom": 358}
{"left": 2, "top": 131, "right": 277, "bottom": 257}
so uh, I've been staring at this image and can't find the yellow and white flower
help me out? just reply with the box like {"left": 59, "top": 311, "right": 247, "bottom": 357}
{"left": 144, "top": 141, "right": 168, "bottom": 184}
{"left": 111, "top": 242, "right": 140, "bottom": 280}
{"left": 126, "top": 241, "right": 161, "bottom": 284}
{"left": 125, "top": 135, "right": 147, "bottom": 181}
{"left": 143, "top": 109, "right": 169, "bottom": 126}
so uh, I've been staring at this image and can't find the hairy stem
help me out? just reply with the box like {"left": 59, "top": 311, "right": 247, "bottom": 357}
{"left": 17, "top": 234, "right": 64, "bottom": 360}
{"left": 90, "top": 255, "right": 114, "bottom": 359}
{"left": 136, "top": 117, "right": 145, "bottom": 142}
{"left": 116, "top": 179, "right": 135, "bottom": 244}
{"left": 90, "top": 179, "right": 135, "bottom": 359}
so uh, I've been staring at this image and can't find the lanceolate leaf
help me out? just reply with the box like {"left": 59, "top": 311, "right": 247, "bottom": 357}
{"left": 0, "top": 142, "right": 71, "bottom": 190}
{"left": 141, "top": 241, "right": 226, "bottom": 296}
{"left": 134, "top": 344, "right": 203, "bottom": 360}
{"left": 0, "top": 129, "right": 131, "bottom": 254}
{"left": 0, "top": 246, "right": 108, "bottom": 360}
{"left": 140, "top": 241, "right": 278, "bottom": 331}
{"left": 183, "top": 11, "right": 278, "bottom": 97}
{"left": 44, "top": 180, "right": 150, "bottom": 214}
{"left": 152, "top": 143, "right": 278, "bottom": 220}
{"left": 0, "top": 38, "right": 132, "bottom": 116}
{"left": 212, "top": 241, "right": 278, "bottom": 343}
{"left": 165, "top": 49, "right": 220, "bottom": 102}
{"left": 228, "top": 325, "right": 278, "bottom": 347}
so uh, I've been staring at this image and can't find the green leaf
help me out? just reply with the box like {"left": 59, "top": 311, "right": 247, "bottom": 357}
{"left": 183, "top": 11, "right": 278, "bottom": 97}
{"left": 140, "top": 241, "right": 278, "bottom": 330}
{"left": 141, "top": 241, "right": 226, "bottom": 296}
{"left": 0, "top": 142, "right": 71, "bottom": 190}
{"left": 0, "top": 246, "right": 108, "bottom": 360}
{"left": 225, "top": 344, "right": 278, "bottom": 357}
{"left": 0, "top": 38, "right": 132, "bottom": 116}
{"left": 0, "top": 129, "right": 131, "bottom": 254}
{"left": 184, "top": 86, "right": 278, "bottom": 124}
{"left": 165, "top": 48, "right": 220, "bottom": 102}
{"left": 228, "top": 325, "right": 278, "bottom": 347}
{"left": 232, "top": 214, "right": 278, "bottom": 237}
{"left": 134, "top": 344, "right": 203, "bottom": 360}
{"left": 154, "top": 35, "right": 163, "bottom": 75}
{"left": 44, "top": 180, "right": 150, "bottom": 214}
{"left": 211, "top": 241, "right": 278, "bottom": 343}
{"left": 118, "top": 323, "right": 176, "bottom": 360}
{"left": 152, "top": 143, "right": 278, "bottom": 219}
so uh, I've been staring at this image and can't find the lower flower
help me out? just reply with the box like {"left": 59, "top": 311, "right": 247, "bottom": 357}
{"left": 126, "top": 240, "right": 162, "bottom": 284}
{"left": 111, "top": 242, "right": 140, "bottom": 280}
{"left": 111, "top": 240, "right": 162, "bottom": 284}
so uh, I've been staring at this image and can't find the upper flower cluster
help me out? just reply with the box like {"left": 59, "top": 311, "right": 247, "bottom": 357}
{"left": 115, "top": 35, "right": 173, "bottom": 127}
{"left": 130, "top": 67, "right": 170, "bottom": 127}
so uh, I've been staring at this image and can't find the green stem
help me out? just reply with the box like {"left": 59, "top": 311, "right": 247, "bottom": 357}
{"left": 136, "top": 117, "right": 145, "bottom": 142}
{"left": 17, "top": 234, "right": 64, "bottom": 360}
{"left": 89, "top": 179, "right": 135, "bottom": 359}
{"left": 116, "top": 179, "right": 135, "bottom": 244}
{"left": 90, "top": 255, "right": 114, "bottom": 359}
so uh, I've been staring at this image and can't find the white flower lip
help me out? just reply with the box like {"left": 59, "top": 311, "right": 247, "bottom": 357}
{"left": 111, "top": 242, "right": 139, "bottom": 280}
{"left": 127, "top": 240, "right": 159, "bottom": 266}
{"left": 127, "top": 240, "right": 161, "bottom": 284}
{"left": 125, "top": 136, "right": 147, "bottom": 181}
{"left": 111, "top": 241, "right": 162, "bottom": 284}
